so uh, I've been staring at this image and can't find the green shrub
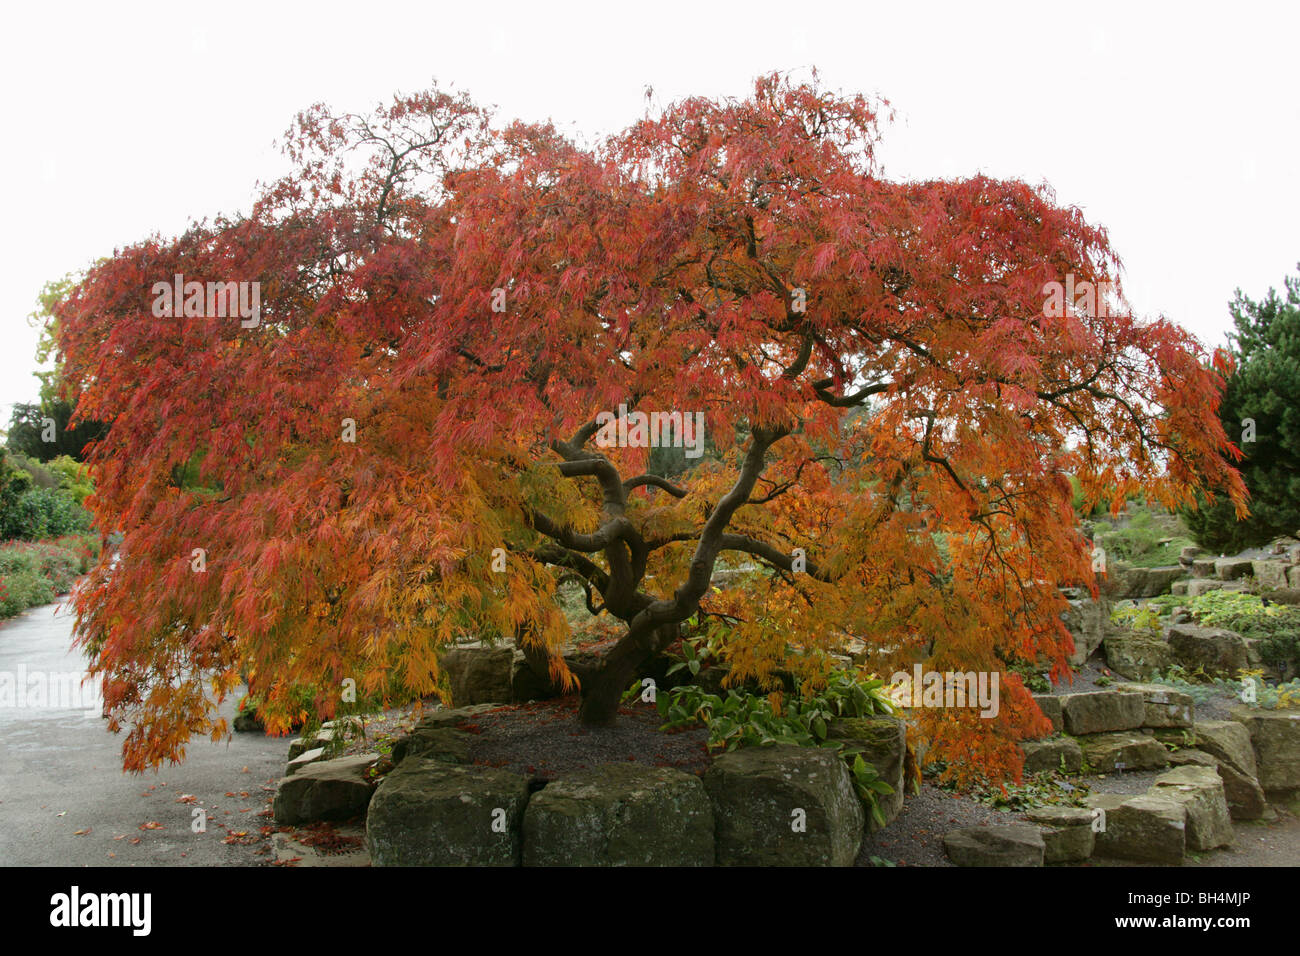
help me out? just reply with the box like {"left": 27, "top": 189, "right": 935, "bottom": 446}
{"left": 1190, "top": 589, "right": 1300, "bottom": 640}
{"left": 46, "top": 455, "right": 94, "bottom": 505}
{"left": 0, "top": 569, "right": 56, "bottom": 618}
{"left": 2, "top": 486, "right": 92, "bottom": 540}
{"left": 0, "top": 538, "right": 96, "bottom": 618}
{"left": 651, "top": 672, "right": 898, "bottom": 823}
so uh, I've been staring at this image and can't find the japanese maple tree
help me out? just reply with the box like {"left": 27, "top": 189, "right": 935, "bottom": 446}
{"left": 55, "top": 74, "right": 1245, "bottom": 783}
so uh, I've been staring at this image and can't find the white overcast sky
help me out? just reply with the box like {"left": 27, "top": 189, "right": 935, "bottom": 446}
{"left": 2, "top": 0, "right": 1296, "bottom": 425}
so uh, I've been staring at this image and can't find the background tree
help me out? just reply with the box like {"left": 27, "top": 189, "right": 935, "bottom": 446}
{"left": 1182, "top": 267, "right": 1300, "bottom": 553}
{"left": 6, "top": 277, "right": 111, "bottom": 462}
{"left": 54, "top": 75, "right": 1244, "bottom": 783}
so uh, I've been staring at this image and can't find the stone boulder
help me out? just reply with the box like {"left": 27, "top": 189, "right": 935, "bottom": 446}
{"left": 1103, "top": 631, "right": 1172, "bottom": 681}
{"left": 510, "top": 650, "right": 560, "bottom": 702}
{"left": 1085, "top": 793, "right": 1187, "bottom": 863}
{"left": 1252, "top": 560, "right": 1292, "bottom": 591}
{"left": 1119, "top": 683, "right": 1194, "bottom": 728}
{"left": 1025, "top": 806, "right": 1095, "bottom": 863}
{"left": 521, "top": 764, "right": 713, "bottom": 866}
{"left": 829, "top": 716, "right": 906, "bottom": 830}
{"left": 1192, "top": 720, "right": 1267, "bottom": 819}
{"left": 285, "top": 747, "right": 327, "bottom": 776}
{"left": 1031, "top": 694, "right": 1063, "bottom": 735}
{"left": 1103, "top": 565, "right": 1187, "bottom": 600}
{"left": 413, "top": 703, "right": 500, "bottom": 731}
{"left": 1216, "top": 557, "right": 1256, "bottom": 581}
{"left": 438, "top": 646, "right": 514, "bottom": 706}
{"left": 1061, "top": 592, "right": 1108, "bottom": 665}
{"left": 1166, "top": 747, "right": 1216, "bottom": 768}
{"left": 1191, "top": 557, "right": 1218, "bottom": 578}
{"left": 704, "top": 745, "right": 864, "bottom": 867}
{"left": 390, "top": 727, "right": 474, "bottom": 766}
{"left": 366, "top": 757, "right": 530, "bottom": 866}
{"left": 1167, "top": 625, "right": 1250, "bottom": 678}
{"left": 1079, "top": 732, "right": 1169, "bottom": 773}
{"left": 1188, "top": 579, "right": 1240, "bottom": 598}
{"left": 273, "top": 753, "right": 380, "bottom": 825}
{"left": 1230, "top": 708, "right": 1300, "bottom": 794}
{"left": 942, "top": 826, "right": 1044, "bottom": 867}
{"left": 1060, "top": 690, "right": 1145, "bottom": 735}
{"left": 1020, "top": 737, "right": 1082, "bottom": 775}
{"left": 1149, "top": 766, "right": 1234, "bottom": 851}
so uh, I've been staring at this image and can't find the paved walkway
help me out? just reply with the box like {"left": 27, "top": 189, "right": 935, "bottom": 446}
{"left": 0, "top": 600, "right": 286, "bottom": 866}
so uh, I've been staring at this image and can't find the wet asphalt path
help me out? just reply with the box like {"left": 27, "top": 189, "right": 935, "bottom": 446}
{"left": 0, "top": 600, "right": 288, "bottom": 866}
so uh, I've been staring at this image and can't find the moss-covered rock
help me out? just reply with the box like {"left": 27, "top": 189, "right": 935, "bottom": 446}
{"left": 366, "top": 757, "right": 529, "bottom": 866}
{"left": 521, "top": 764, "right": 713, "bottom": 866}
{"left": 704, "top": 745, "right": 863, "bottom": 867}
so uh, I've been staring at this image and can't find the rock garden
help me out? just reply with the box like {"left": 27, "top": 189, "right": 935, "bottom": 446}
{"left": 256, "top": 520, "right": 1300, "bottom": 868}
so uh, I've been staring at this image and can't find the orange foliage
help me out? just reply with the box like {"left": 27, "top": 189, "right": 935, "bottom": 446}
{"left": 55, "top": 74, "right": 1244, "bottom": 781}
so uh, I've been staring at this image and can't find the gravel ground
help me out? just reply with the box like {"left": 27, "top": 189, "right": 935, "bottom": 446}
{"left": 857, "top": 784, "right": 1018, "bottom": 866}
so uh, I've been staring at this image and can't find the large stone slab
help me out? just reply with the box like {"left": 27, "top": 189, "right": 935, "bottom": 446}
{"left": 412, "top": 703, "right": 501, "bottom": 731}
{"left": 1194, "top": 720, "right": 1259, "bottom": 777}
{"left": 1102, "top": 565, "right": 1186, "bottom": 600}
{"left": 1021, "top": 736, "right": 1082, "bottom": 775}
{"left": 437, "top": 646, "right": 514, "bottom": 706}
{"left": 703, "top": 745, "right": 864, "bottom": 867}
{"left": 1215, "top": 557, "right": 1255, "bottom": 581}
{"left": 1150, "top": 766, "right": 1234, "bottom": 851}
{"left": 366, "top": 757, "right": 530, "bottom": 866}
{"left": 1079, "top": 732, "right": 1169, "bottom": 773}
{"left": 1230, "top": 708, "right": 1300, "bottom": 794}
{"left": 1025, "top": 806, "right": 1095, "bottom": 863}
{"left": 1119, "top": 683, "right": 1195, "bottom": 728}
{"left": 1060, "top": 690, "right": 1145, "bottom": 735}
{"left": 1191, "top": 720, "right": 1267, "bottom": 819}
{"left": 1168, "top": 625, "right": 1250, "bottom": 678}
{"left": 390, "top": 727, "right": 475, "bottom": 765}
{"left": 1103, "top": 632, "right": 1172, "bottom": 682}
{"left": 285, "top": 747, "right": 327, "bottom": 776}
{"left": 1187, "top": 579, "right": 1239, "bottom": 598}
{"left": 1085, "top": 793, "right": 1187, "bottom": 863}
{"left": 273, "top": 753, "right": 380, "bottom": 825}
{"left": 943, "top": 825, "right": 1044, "bottom": 867}
{"left": 829, "top": 716, "right": 905, "bottom": 830}
{"left": 1252, "top": 560, "right": 1292, "bottom": 591}
{"left": 521, "top": 764, "right": 713, "bottom": 866}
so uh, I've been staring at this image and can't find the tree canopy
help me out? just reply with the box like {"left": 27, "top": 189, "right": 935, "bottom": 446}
{"left": 1182, "top": 267, "right": 1300, "bottom": 553}
{"left": 55, "top": 74, "right": 1245, "bottom": 782}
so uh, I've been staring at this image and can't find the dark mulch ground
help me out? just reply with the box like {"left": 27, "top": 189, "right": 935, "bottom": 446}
{"left": 455, "top": 698, "right": 713, "bottom": 781}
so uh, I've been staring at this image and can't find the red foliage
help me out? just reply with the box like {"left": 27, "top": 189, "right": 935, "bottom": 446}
{"left": 54, "top": 73, "right": 1244, "bottom": 784}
